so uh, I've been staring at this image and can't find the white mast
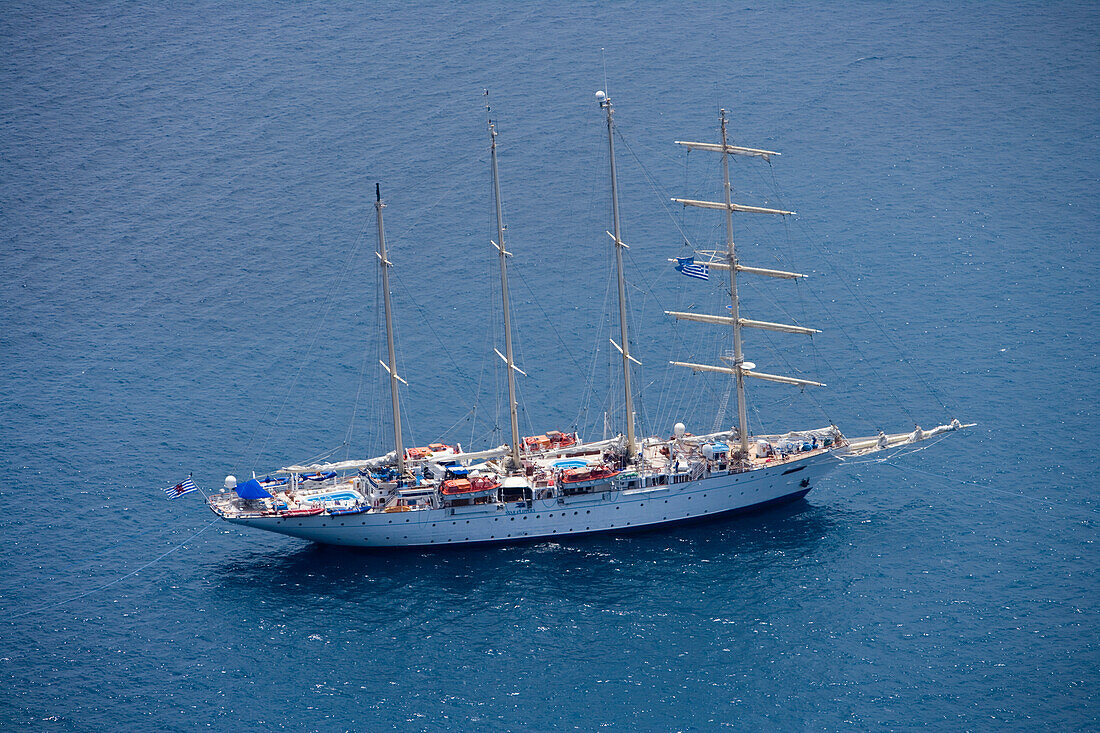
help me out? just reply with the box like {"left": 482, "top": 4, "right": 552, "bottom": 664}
{"left": 719, "top": 109, "right": 751, "bottom": 457}
{"left": 487, "top": 108, "right": 523, "bottom": 469}
{"left": 597, "top": 90, "right": 638, "bottom": 459}
{"left": 375, "top": 183, "right": 405, "bottom": 474}
{"left": 669, "top": 111, "right": 823, "bottom": 458}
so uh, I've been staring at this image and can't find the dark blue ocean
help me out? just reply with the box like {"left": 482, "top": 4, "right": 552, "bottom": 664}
{"left": 2, "top": 2, "right": 1097, "bottom": 730}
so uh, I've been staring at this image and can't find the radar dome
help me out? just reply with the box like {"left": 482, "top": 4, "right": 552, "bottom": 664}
{"left": 224, "top": 475, "right": 237, "bottom": 490}
{"left": 673, "top": 422, "right": 686, "bottom": 438}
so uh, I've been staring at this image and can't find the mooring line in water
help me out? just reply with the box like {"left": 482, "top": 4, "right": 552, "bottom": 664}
{"left": 9, "top": 519, "right": 219, "bottom": 620}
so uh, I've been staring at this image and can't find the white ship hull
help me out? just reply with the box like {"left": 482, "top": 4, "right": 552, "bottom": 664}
{"left": 222, "top": 450, "right": 840, "bottom": 548}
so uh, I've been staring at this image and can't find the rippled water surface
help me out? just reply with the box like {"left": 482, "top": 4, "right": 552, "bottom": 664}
{"left": 1, "top": 2, "right": 1097, "bottom": 730}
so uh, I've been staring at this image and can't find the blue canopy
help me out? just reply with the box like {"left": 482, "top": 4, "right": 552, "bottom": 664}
{"left": 447, "top": 466, "right": 469, "bottom": 476}
{"left": 235, "top": 478, "right": 273, "bottom": 500}
{"left": 712, "top": 442, "right": 730, "bottom": 453}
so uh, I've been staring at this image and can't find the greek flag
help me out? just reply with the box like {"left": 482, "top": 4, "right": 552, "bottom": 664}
{"left": 675, "top": 256, "right": 709, "bottom": 281}
{"left": 164, "top": 478, "right": 197, "bottom": 500}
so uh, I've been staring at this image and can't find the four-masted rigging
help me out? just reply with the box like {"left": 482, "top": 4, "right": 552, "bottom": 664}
{"left": 203, "top": 94, "right": 972, "bottom": 549}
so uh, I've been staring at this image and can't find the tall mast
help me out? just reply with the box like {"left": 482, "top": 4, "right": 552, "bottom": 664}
{"left": 669, "top": 115, "right": 823, "bottom": 458}
{"left": 597, "top": 90, "right": 637, "bottom": 459}
{"left": 720, "top": 109, "right": 751, "bottom": 456}
{"left": 375, "top": 183, "right": 405, "bottom": 473}
{"left": 488, "top": 111, "right": 523, "bottom": 469}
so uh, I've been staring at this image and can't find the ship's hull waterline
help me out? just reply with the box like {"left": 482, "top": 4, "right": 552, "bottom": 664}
{"left": 221, "top": 450, "right": 840, "bottom": 548}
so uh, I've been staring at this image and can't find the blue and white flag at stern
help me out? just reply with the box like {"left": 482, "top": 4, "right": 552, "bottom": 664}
{"left": 675, "top": 256, "right": 709, "bottom": 281}
{"left": 164, "top": 478, "right": 198, "bottom": 500}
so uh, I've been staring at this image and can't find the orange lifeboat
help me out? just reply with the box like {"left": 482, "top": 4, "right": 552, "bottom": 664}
{"left": 522, "top": 434, "right": 551, "bottom": 451}
{"left": 441, "top": 476, "right": 501, "bottom": 496}
{"left": 560, "top": 464, "right": 620, "bottom": 484}
{"left": 546, "top": 430, "right": 576, "bottom": 448}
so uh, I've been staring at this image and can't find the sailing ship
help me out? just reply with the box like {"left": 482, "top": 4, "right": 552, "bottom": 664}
{"left": 207, "top": 93, "right": 972, "bottom": 547}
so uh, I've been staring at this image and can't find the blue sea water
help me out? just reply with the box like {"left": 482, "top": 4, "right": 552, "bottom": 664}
{"left": 1, "top": 1, "right": 1097, "bottom": 730}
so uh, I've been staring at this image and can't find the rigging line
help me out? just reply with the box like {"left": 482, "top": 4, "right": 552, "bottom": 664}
{"left": 343, "top": 269, "right": 377, "bottom": 460}
{"left": 468, "top": 299, "right": 492, "bottom": 449}
{"left": 614, "top": 128, "right": 697, "bottom": 247}
{"left": 292, "top": 442, "right": 347, "bottom": 468}
{"left": 367, "top": 262, "right": 385, "bottom": 454}
{"left": 398, "top": 377, "right": 416, "bottom": 450}
{"left": 766, "top": 162, "right": 956, "bottom": 417}
{"left": 759, "top": 243, "right": 915, "bottom": 425}
{"left": 514, "top": 267, "right": 584, "bottom": 373}
{"left": 250, "top": 232, "right": 364, "bottom": 470}
{"left": 343, "top": 339, "right": 372, "bottom": 461}
{"left": 236, "top": 234, "right": 362, "bottom": 469}
{"left": 232, "top": 202, "right": 378, "bottom": 465}
{"left": 573, "top": 254, "right": 617, "bottom": 433}
{"left": 390, "top": 163, "right": 481, "bottom": 243}
{"left": 467, "top": 211, "right": 499, "bottom": 449}
{"left": 390, "top": 270, "right": 479, "bottom": 411}
{"left": 752, "top": 330, "right": 839, "bottom": 426}
{"left": 877, "top": 460, "right": 1085, "bottom": 512}
{"left": 9, "top": 519, "right": 219, "bottom": 620}
{"left": 432, "top": 405, "right": 478, "bottom": 444}
{"left": 622, "top": 249, "right": 725, "bottom": 427}
{"left": 840, "top": 433, "right": 953, "bottom": 465}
